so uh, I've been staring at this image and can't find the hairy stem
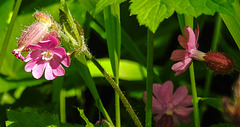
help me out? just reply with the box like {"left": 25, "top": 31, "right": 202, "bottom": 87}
{"left": 83, "top": 48, "right": 143, "bottom": 127}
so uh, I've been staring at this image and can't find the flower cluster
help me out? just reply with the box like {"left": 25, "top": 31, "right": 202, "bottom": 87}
{"left": 170, "top": 25, "right": 235, "bottom": 76}
{"left": 12, "top": 12, "right": 60, "bottom": 61}
{"left": 143, "top": 81, "right": 193, "bottom": 126}
{"left": 12, "top": 12, "right": 70, "bottom": 80}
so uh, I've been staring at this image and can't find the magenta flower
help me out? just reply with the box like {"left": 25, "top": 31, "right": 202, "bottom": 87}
{"left": 170, "top": 25, "right": 205, "bottom": 76}
{"left": 143, "top": 81, "right": 193, "bottom": 126}
{"left": 24, "top": 36, "right": 70, "bottom": 80}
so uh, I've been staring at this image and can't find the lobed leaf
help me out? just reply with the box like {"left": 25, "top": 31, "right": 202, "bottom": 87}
{"left": 129, "top": 0, "right": 234, "bottom": 33}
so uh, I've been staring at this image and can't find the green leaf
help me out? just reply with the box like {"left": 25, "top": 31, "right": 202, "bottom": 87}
{"left": 0, "top": 78, "right": 46, "bottom": 92}
{"left": 77, "top": 108, "right": 94, "bottom": 127}
{"left": 87, "top": 58, "right": 147, "bottom": 81}
{"left": 220, "top": 0, "right": 240, "bottom": 50}
{"left": 6, "top": 109, "right": 60, "bottom": 127}
{"left": 95, "top": 0, "right": 125, "bottom": 14}
{"left": 129, "top": 0, "right": 174, "bottom": 33}
{"left": 171, "top": 0, "right": 234, "bottom": 17}
{"left": 200, "top": 97, "right": 223, "bottom": 111}
{"left": 210, "top": 123, "right": 235, "bottom": 127}
{"left": 129, "top": 0, "right": 234, "bottom": 33}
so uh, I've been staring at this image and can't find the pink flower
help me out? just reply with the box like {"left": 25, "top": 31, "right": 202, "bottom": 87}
{"left": 143, "top": 81, "right": 193, "bottom": 126}
{"left": 24, "top": 36, "right": 70, "bottom": 80}
{"left": 170, "top": 25, "right": 205, "bottom": 76}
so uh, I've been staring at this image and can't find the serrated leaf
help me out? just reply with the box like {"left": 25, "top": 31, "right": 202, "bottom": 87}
{"left": 6, "top": 109, "right": 60, "bottom": 127}
{"left": 95, "top": 0, "right": 125, "bottom": 14}
{"left": 200, "top": 97, "right": 223, "bottom": 111}
{"left": 129, "top": 0, "right": 234, "bottom": 33}
{"left": 171, "top": 0, "right": 234, "bottom": 17}
{"left": 129, "top": 0, "right": 174, "bottom": 33}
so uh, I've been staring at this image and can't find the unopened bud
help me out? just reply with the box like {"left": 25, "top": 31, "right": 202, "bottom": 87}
{"left": 157, "top": 114, "right": 174, "bottom": 127}
{"left": 34, "top": 12, "right": 52, "bottom": 24}
{"left": 12, "top": 22, "right": 49, "bottom": 60}
{"left": 203, "top": 52, "right": 234, "bottom": 73}
{"left": 43, "top": 31, "right": 61, "bottom": 45}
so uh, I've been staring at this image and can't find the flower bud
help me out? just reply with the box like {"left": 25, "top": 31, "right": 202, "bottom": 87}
{"left": 12, "top": 22, "right": 49, "bottom": 60}
{"left": 43, "top": 31, "right": 61, "bottom": 45}
{"left": 203, "top": 52, "right": 234, "bottom": 73}
{"left": 157, "top": 114, "right": 174, "bottom": 127}
{"left": 34, "top": 12, "right": 52, "bottom": 24}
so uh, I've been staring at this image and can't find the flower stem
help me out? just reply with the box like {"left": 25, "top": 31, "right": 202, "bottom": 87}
{"left": 60, "top": 89, "right": 66, "bottom": 123}
{"left": 185, "top": 15, "right": 200, "bottom": 127}
{"left": 189, "top": 63, "right": 200, "bottom": 127}
{"left": 204, "top": 14, "right": 222, "bottom": 97}
{"left": 145, "top": 29, "right": 154, "bottom": 127}
{"left": 83, "top": 49, "right": 143, "bottom": 127}
{"left": 0, "top": 0, "right": 22, "bottom": 71}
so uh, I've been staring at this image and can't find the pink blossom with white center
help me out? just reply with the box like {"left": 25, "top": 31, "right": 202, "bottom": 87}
{"left": 143, "top": 81, "right": 193, "bottom": 126}
{"left": 170, "top": 25, "right": 205, "bottom": 76}
{"left": 24, "top": 36, "right": 70, "bottom": 80}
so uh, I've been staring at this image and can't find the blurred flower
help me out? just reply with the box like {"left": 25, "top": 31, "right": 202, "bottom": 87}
{"left": 170, "top": 25, "right": 205, "bottom": 76}
{"left": 143, "top": 81, "right": 193, "bottom": 126}
{"left": 12, "top": 12, "right": 60, "bottom": 61}
{"left": 222, "top": 74, "right": 240, "bottom": 126}
{"left": 24, "top": 36, "right": 70, "bottom": 80}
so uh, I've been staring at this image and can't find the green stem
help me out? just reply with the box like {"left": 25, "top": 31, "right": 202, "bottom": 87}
{"left": 145, "top": 29, "right": 154, "bottom": 127}
{"left": 204, "top": 14, "right": 222, "bottom": 97}
{"left": 60, "top": 89, "right": 66, "bottom": 123}
{"left": 185, "top": 15, "right": 200, "bottom": 127}
{"left": 103, "top": 5, "right": 121, "bottom": 126}
{"left": 0, "top": 0, "right": 22, "bottom": 71}
{"left": 83, "top": 49, "right": 143, "bottom": 127}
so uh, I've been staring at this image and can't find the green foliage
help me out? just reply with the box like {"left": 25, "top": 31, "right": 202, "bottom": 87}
{"left": 129, "top": 0, "right": 234, "bottom": 33}
{"left": 87, "top": 58, "right": 146, "bottom": 80}
{"left": 95, "top": 0, "right": 125, "bottom": 14}
{"left": 78, "top": 108, "right": 94, "bottom": 127}
{"left": 200, "top": 97, "right": 223, "bottom": 111}
{"left": 6, "top": 109, "right": 60, "bottom": 127}
{"left": 220, "top": 0, "right": 240, "bottom": 50}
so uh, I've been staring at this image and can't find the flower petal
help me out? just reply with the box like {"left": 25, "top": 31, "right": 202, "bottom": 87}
{"left": 153, "top": 84, "right": 164, "bottom": 103}
{"left": 52, "top": 64, "right": 65, "bottom": 77}
{"left": 24, "top": 50, "right": 42, "bottom": 62}
{"left": 25, "top": 57, "right": 42, "bottom": 72}
{"left": 174, "top": 106, "right": 193, "bottom": 117}
{"left": 177, "top": 116, "right": 192, "bottom": 124}
{"left": 178, "top": 35, "right": 187, "bottom": 49}
{"left": 171, "top": 85, "right": 188, "bottom": 106}
{"left": 32, "top": 60, "right": 46, "bottom": 79}
{"left": 160, "top": 81, "right": 173, "bottom": 104}
{"left": 183, "top": 26, "right": 197, "bottom": 50}
{"left": 38, "top": 36, "right": 58, "bottom": 50}
{"left": 194, "top": 24, "right": 199, "bottom": 43}
{"left": 61, "top": 55, "right": 70, "bottom": 67}
{"left": 170, "top": 50, "right": 188, "bottom": 61}
{"left": 178, "top": 95, "right": 192, "bottom": 107}
{"left": 45, "top": 62, "right": 56, "bottom": 80}
{"left": 26, "top": 44, "right": 42, "bottom": 50}
{"left": 143, "top": 91, "right": 162, "bottom": 114}
{"left": 51, "top": 47, "right": 67, "bottom": 58}
{"left": 171, "top": 57, "right": 192, "bottom": 76}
